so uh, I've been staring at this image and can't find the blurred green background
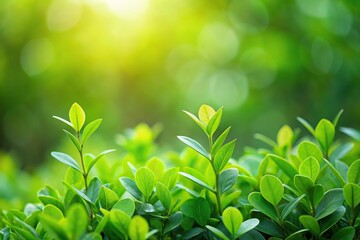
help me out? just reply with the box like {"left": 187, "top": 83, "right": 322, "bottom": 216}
{"left": 1, "top": 0, "right": 360, "bottom": 172}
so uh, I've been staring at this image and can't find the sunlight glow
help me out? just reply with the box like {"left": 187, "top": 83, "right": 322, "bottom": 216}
{"left": 105, "top": 0, "right": 149, "bottom": 20}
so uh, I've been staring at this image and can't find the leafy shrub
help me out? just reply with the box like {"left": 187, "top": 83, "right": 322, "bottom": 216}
{"left": 1, "top": 103, "right": 359, "bottom": 240}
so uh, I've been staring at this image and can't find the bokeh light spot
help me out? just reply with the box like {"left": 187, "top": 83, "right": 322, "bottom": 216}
{"left": 105, "top": 0, "right": 149, "bottom": 20}
{"left": 20, "top": 38, "right": 54, "bottom": 76}
{"left": 209, "top": 71, "right": 248, "bottom": 109}
{"left": 198, "top": 22, "right": 239, "bottom": 65}
{"left": 47, "top": 0, "right": 82, "bottom": 32}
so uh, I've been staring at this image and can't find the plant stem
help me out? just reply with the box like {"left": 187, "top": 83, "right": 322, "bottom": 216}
{"left": 77, "top": 131, "right": 88, "bottom": 190}
{"left": 208, "top": 134, "right": 222, "bottom": 215}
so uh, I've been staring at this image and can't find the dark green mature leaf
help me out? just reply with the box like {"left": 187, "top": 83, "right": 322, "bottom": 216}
{"left": 297, "top": 117, "right": 315, "bottom": 136}
{"left": 260, "top": 175, "right": 283, "bottom": 207}
{"left": 128, "top": 216, "right": 148, "bottom": 240}
{"left": 63, "top": 182, "right": 95, "bottom": 209}
{"left": 193, "top": 197, "right": 211, "bottom": 227}
{"left": 222, "top": 207, "right": 243, "bottom": 236}
{"left": 294, "top": 175, "right": 314, "bottom": 194}
{"left": 248, "top": 192, "right": 278, "bottom": 220}
{"left": 69, "top": 102, "right": 85, "bottom": 132}
{"left": 206, "top": 107, "right": 222, "bottom": 136}
{"left": 51, "top": 152, "right": 81, "bottom": 172}
{"left": 240, "top": 229, "right": 265, "bottom": 240}
{"left": 86, "top": 177, "right": 102, "bottom": 203}
{"left": 206, "top": 225, "right": 230, "bottom": 240}
{"left": 319, "top": 206, "right": 346, "bottom": 235}
{"left": 285, "top": 229, "right": 308, "bottom": 240}
{"left": 177, "top": 136, "right": 209, "bottom": 159}
{"left": 212, "top": 127, "right": 231, "bottom": 156}
{"left": 297, "top": 141, "right": 323, "bottom": 164}
{"left": 108, "top": 209, "right": 131, "bottom": 237}
{"left": 214, "top": 140, "right": 236, "bottom": 173}
{"left": 315, "top": 188, "right": 344, "bottom": 220}
{"left": 343, "top": 183, "right": 360, "bottom": 208}
{"left": 348, "top": 159, "right": 360, "bottom": 184}
{"left": 235, "top": 219, "right": 260, "bottom": 238}
{"left": 219, "top": 168, "right": 238, "bottom": 195}
{"left": 164, "top": 212, "right": 183, "bottom": 234}
{"left": 13, "top": 217, "right": 40, "bottom": 240}
{"left": 180, "top": 199, "right": 195, "bottom": 218}
{"left": 267, "top": 154, "right": 298, "bottom": 180}
{"left": 135, "top": 167, "right": 155, "bottom": 202}
{"left": 310, "top": 184, "right": 325, "bottom": 208}
{"left": 179, "top": 172, "right": 215, "bottom": 193}
{"left": 323, "top": 158, "right": 346, "bottom": 186}
{"left": 299, "top": 215, "right": 320, "bottom": 237}
{"left": 331, "top": 226, "right": 355, "bottom": 240}
{"left": 255, "top": 219, "right": 284, "bottom": 238}
{"left": 66, "top": 203, "right": 88, "bottom": 240}
{"left": 81, "top": 119, "right": 102, "bottom": 144}
{"left": 119, "top": 177, "right": 142, "bottom": 200}
{"left": 281, "top": 194, "right": 305, "bottom": 221}
{"left": 182, "top": 228, "right": 204, "bottom": 240}
{"left": 299, "top": 157, "right": 319, "bottom": 182}
{"left": 156, "top": 182, "right": 171, "bottom": 211}
{"left": 315, "top": 119, "right": 335, "bottom": 154}
{"left": 340, "top": 127, "right": 360, "bottom": 141}
{"left": 63, "top": 130, "right": 81, "bottom": 152}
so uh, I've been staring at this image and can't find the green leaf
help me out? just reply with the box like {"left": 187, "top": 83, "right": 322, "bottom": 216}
{"left": 63, "top": 130, "right": 81, "bottom": 152}
{"left": 213, "top": 139, "right": 236, "bottom": 173}
{"left": 348, "top": 159, "right": 360, "bottom": 184}
{"left": 53, "top": 115, "right": 73, "bottom": 128}
{"left": 206, "top": 225, "right": 230, "bottom": 240}
{"left": 135, "top": 167, "right": 155, "bottom": 202}
{"left": 39, "top": 215, "right": 68, "bottom": 240}
{"left": 315, "top": 119, "right": 335, "bottom": 154}
{"left": 277, "top": 125, "right": 293, "bottom": 147}
{"left": 128, "top": 216, "right": 148, "bottom": 240}
{"left": 69, "top": 102, "right": 86, "bottom": 132}
{"left": 163, "top": 212, "right": 183, "bottom": 234}
{"left": 297, "top": 116, "right": 315, "bottom": 136}
{"left": 86, "top": 177, "right": 102, "bottom": 203}
{"left": 222, "top": 207, "right": 243, "bottom": 236}
{"left": 182, "top": 228, "right": 204, "bottom": 240}
{"left": 297, "top": 141, "right": 323, "bottom": 164}
{"left": 66, "top": 203, "right": 88, "bottom": 240}
{"left": 255, "top": 219, "right": 284, "bottom": 238}
{"left": 206, "top": 107, "right": 222, "bottom": 136}
{"left": 63, "top": 182, "right": 95, "bottom": 209}
{"left": 161, "top": 167, "right": 179, "bottom": 190}
{"left": 299, "top": 215, "right": 320, "bottom": 237}
{"left": 221, "top": 191, "right": 241, "bottom": 210}
{"left": 254, "top": 133, "right": 277, "bottom": 147}
{"left": 299, "top": 157, "right": 320, "bottom": 182}
{"left": 280, "top": 194, "right": 305, "bottom": 221}
{"left": 267, "top": 154, "right": 298, "bottom": 180}
{"left": 332, "top": 109, "right": 343, "bottom": 127}
{"left": 294, "top": 175, "right": 314, "bottom": 194}
{"left": 99, "top": 186, "right": 119, "bottom": 210}
{"left": 343, "top": 183, "right": 360, "bottom": 208}
{"left": 340, "top": 127, "right": 360, "bottom": 141}
{"left": 315, "top": 188, "right": 344, "bottom": 220}
{"left": 108, "top": 209, "right": 131, "bottom": 237}
{"left": 211, "top": 127, "right": 231, "bottom": 156}
{"left": 193, "top": 197, "right": 211, "bottom": 227}
{"left": 323, "top": 158, "right": 346, "bottom": 186}
{"left": 331, "top": 226, "right": 355, "bottom": 240}
{"left": 285, "top": 229, "right": 308, "bottom": 240}
{"left": 119, "top": 177, "right": 142, "bottom": 200}
{"left": 260, "top": 175, "right": 283, "bottom": 207}
{"left": 318, "top": 206, "right": 345, "bottom": 235}
{"left": 42, "top": 204, "right": 63, "bottom": 220}
{"left": 86, "top": 149, "right": 116, "bottom": 174}
{"left": 82, "top": 233, "right": 102, "bottom": 240}
{"left": 198, "top": 104, "right": 216, "bottom": 125}
{"left": 81, "top": 119, "right": 102, "bottom": 144}
{"left": 177, "top": 136, "right": 209, "bottom": 159}
{"left": 183, "top": 110, "right": 206, "bottom": 132}
{"left": 310, "top": 184, "right": 325, "bottom": 208}
{"left": 156, "top": 182, "right": 172, "bottom": 211}
{"left": 64, "top": 167, "right": 83, "bottom": 189}
{"left": 248, "top": 192, "right": 278, "bottom": 220}
{"left": 146, "top": 157, "right": 165, "bottom": 181}
{"left": 235, "top": 218, "right": 260, "bottom": 238}
{"left": 329, "top": 143, "right": 353, "bottom": 162}
{"left": 51, "top": 152, "right": 81, "bottom": 172}
{"left": 219, "top": 168, "right": 238, "bottom": 195}
{"left": 179, "top": 172, "right": 215, "bottom": 193}
{"left": 38, "top": 196, "right": 65, "bottom": 214}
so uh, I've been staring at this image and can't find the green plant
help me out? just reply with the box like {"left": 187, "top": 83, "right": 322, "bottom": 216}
{"left": 1, "top": 103, "right": 359, "bottom": 240}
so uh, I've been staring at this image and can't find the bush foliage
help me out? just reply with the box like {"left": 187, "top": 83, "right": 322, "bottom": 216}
{"left": 1, "top": 103, "right": 359, "bottom": 240}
